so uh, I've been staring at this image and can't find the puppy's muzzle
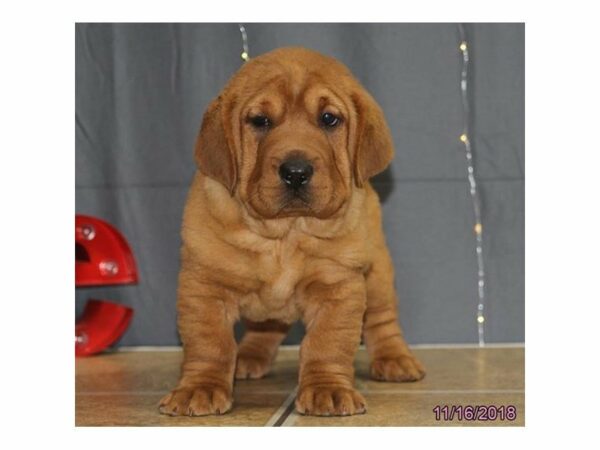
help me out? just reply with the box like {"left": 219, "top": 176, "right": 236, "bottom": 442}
{"left": 279, "top": 157, "right": 314, "bottom": 190}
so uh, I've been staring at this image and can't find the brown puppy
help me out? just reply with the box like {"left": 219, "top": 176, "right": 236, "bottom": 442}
{"left": 159, "top": 47, "right": 425, "bottom": 418}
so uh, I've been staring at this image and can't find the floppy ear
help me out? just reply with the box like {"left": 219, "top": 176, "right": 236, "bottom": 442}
{"left": 194, "top": 97, "right": 238, "bottom": 195}
{"left": 351, "top": 90, "right": 395, "bottom": 188}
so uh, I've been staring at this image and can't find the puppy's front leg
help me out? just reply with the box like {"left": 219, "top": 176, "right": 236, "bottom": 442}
{"left": 159, "top": 268, "right": 237, "bottom": 416}
{"left": 364, "top": 248, "right": 425, "bottom": 382}
{"left": 296, "top": 276, "right": 367, "bottom": 416}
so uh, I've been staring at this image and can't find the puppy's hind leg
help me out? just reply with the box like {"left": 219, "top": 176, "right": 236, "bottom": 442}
{"left": 235, "top": 319, "right": 290, "bottom": 379}
{"left": 363, "top": 249, "right": 425, "bottom": 382}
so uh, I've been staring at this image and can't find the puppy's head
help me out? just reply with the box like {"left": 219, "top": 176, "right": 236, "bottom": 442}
{"left": 195, "top": 47, "right": 394, "bottom": 220}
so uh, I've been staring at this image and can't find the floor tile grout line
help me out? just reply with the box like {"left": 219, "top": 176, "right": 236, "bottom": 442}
{"left": 109, "top": 343, "right": 525, "bottom": 353}
{"left": 264, "top": 387, "right": 298, "bottom": 427}
{"left": 280, "top": 409, "right": 299, "bottom": 426}
{"left": 77, "top": 390, "right": 295, "bottom": 396}
{"left": 361, "top": 389, "right": 524, "bottom": 394}
{"left": 77, "top": 389, "right": 524, "bottom": 396}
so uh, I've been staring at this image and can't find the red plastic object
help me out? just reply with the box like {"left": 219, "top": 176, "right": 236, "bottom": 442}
{"left": 76, "top": 215, "right": 138, "bottom": 287}
{"left": 76, "top": 214, "right": 138, "bottom": 357}
{"left": 76, "top": 300, "right": 134, "bottom": 357}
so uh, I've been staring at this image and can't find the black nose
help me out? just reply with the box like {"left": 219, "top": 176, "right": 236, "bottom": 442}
{"left": 279, "top": 158, "right": 314, "bottom": 189}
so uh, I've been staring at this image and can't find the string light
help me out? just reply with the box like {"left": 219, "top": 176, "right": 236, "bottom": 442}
{"left": 458, "top": 24, "right": 487, "bottom": 347}
{"left": 238, "top": 24, "right": 250, "bottom": 62}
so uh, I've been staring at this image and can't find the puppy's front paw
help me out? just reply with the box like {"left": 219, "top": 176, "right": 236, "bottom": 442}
{"left": 295, "top": 385, "right": 366, "bottom": 416}
{"left": 370, "top": 354, "right": 426, "bottom": 382}
{"left": 158, "top": 385, "right": 232, "bottom": 416}
{"left": 235, "top": 354, "right": 271, "bottom": 379}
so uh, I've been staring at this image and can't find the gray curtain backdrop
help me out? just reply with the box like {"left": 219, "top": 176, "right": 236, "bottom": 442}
{"left": 75, "top": 23, "right": 524, "bottom": 346}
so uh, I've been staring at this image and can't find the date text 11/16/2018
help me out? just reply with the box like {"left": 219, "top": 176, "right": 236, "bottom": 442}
{"left": 433, "top": 405, "right": 517, "bottom": 422}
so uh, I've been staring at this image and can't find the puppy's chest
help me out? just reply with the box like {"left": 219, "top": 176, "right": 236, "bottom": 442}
{"left": 238, "top": 238, "right": 307, "bottom": 322}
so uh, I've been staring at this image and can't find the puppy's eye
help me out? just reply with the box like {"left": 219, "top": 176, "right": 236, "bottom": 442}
{"left": 320, "top": 112, "right": 340, "bottom": 128}
{"left": 249, "top": 115, "right": 271, "bottom": 129}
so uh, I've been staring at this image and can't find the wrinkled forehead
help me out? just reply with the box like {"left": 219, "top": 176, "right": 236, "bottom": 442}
{"left": 226, "top": 57, "right": 353, "bottom": 116}
{"left": 240, "top": 76, "right": 351, "bottom": 120}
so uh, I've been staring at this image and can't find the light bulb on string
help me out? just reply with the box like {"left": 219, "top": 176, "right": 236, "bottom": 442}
{"left": 238, "top": 24, "right": 250, "bottom": 62}
{"left": 458, "top": 24, "right": 487, "bottom": 347}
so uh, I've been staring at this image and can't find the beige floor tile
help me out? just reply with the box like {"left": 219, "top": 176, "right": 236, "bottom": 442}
{"left": 75, "top": 346, "right": 524, "bottom": 427}
{"left": 76, "top": 349, "right": 300, "bottom": 395}
{"left": 288, "top": 393, "right": 524, "bottom": 427}
{"left": 76, "top": 392, "right": 291, "bottom": 426}
{"left": 76, "top": 349, "right": 299, "bottom": 426}
{"left": 354, "top": 347, "right": 524, "bottom": 392}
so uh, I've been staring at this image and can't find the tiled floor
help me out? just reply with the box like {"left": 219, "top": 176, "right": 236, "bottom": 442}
{"left": 76, "top": 346, "right": 524, "bottom": 426}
